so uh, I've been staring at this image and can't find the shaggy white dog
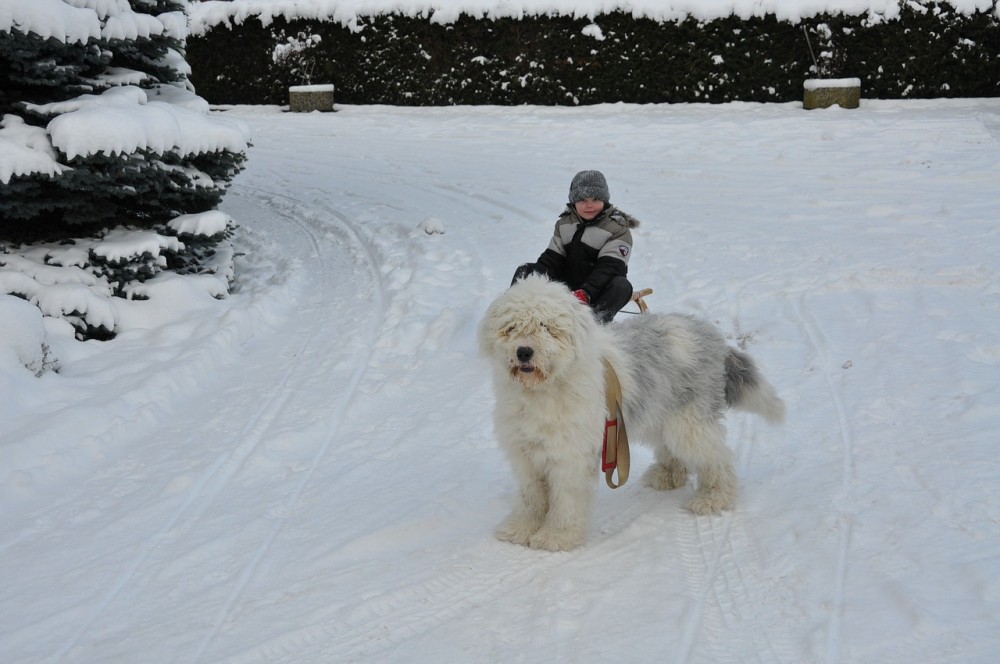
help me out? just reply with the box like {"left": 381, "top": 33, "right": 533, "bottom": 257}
{"left": 479, "top": 275, "right": 785, "bottom": 551}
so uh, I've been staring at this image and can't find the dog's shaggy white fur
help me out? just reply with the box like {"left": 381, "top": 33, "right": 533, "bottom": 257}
{"left": 479, "top": 275, "right": 785, "bottom": 551}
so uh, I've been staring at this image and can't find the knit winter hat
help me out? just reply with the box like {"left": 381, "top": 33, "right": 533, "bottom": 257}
{"left": 568, "top": 170, "right": 610, "bottom": 204}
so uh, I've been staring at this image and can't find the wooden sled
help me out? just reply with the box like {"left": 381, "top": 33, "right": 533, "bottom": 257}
{"left": 631, "top": 288, "right": 653, "bottom": 313}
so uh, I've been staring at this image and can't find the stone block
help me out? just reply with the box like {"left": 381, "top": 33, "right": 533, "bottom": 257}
{"left": 803, "top": 78, "right": 861, "bottom": 110}
{"left": 289, "top": 84, "right": 335, "bottom": 112}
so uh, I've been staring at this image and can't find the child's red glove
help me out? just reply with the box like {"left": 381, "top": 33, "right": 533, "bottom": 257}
{"left": 573, "top": 289, "right": 590, "bottom": 304}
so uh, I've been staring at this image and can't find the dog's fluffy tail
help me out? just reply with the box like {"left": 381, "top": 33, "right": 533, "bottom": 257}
{"left": 724, "top": 349, "right": 786, "bottom": 425}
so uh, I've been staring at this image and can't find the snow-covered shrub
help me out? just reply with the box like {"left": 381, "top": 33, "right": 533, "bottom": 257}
{"left": 0, "top": 0, "right": 250, "bottom": 240}
{"left": 163, "top": 210, "right": 237, "bottom": 287}
{"left": 272, "top": 29, "right": 326, "bottom": 84}
{"left": 0, "top": 293, "right": 59, "bottom": 375}
{"left": 0, "top": 212, "right": 237, "bottom": 341}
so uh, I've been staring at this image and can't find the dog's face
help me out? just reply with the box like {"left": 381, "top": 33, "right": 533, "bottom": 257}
{"left": 479, "top": 276, "right": 594, "bottom": 389}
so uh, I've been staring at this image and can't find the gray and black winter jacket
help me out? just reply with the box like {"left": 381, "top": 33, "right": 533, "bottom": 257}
{"left": 532, "top": 204, "right": 640, "bottom": 301}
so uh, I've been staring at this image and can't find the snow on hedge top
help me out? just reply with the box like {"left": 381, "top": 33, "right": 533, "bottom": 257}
{"left": 1, "top": 0, "right": 170, "bottom": 44}
{"left": 26, "top": 86, "right": 249, "bottom": 160}
{"left": 188, "top": 0, "right": 1000, "bottom": 35}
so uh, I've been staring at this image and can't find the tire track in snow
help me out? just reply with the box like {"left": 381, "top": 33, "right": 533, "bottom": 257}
{"left": 48, "top": 196, "right": 345, "bottom": 664}
{"left": 671, "top": 309, "right": 799, "bottom": 664}
{"left": 790, "top": 293, "right": 854, "bottom": 664}
{"left": 189, "top": 187, "right": 387, "bottom": 663}
{"left": 673, "top": 433, "right": 798, "bottom": 664}
{"left": 675, "top": 510, "right": 736, "bottom": 664}
{"left": 217, "top": 529, "right": 671, "bottom": 663}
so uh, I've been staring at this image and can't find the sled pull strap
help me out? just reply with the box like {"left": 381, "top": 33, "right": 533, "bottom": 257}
{"left": 602, "top": 360, "right": 631, "bottom": 489}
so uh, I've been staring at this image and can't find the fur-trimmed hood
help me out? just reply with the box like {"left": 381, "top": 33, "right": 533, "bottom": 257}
{"left": 563, "top": 203, "right": 640, "bottom": 229}
{"left": 609, "top": 207, "right": 641, "bottom": 229}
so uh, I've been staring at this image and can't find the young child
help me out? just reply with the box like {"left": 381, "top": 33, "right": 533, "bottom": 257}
{"left": 512, "top": 170, "right": 639, "bottom": 323}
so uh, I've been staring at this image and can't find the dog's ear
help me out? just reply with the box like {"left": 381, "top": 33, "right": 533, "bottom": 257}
{"left": 550, "top": 297, "right": 598, "bottom": 361}
{"left": 477, "top": 300, "right": 503, "bottom": 356}
{"left": 478, "top": 297, "right": 523, "bottom": 357}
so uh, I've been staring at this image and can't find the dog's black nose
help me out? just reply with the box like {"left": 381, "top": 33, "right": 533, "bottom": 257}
{"left": 516, "top": 346, "right": 534, "bottom": 362}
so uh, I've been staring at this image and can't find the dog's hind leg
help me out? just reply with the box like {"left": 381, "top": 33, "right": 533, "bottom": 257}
{"left": 688, "top": 460, "right": 738, "bottom": 515}
{"left": 669, "top": 414, "right": 738, "bottom": 515}
{"left": 642, "top": 441, "right": 690, "bottom": 491}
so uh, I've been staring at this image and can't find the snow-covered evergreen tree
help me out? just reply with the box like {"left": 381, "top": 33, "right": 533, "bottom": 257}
{"left": 0, "top": 0, "right": 249, "bottom": 240}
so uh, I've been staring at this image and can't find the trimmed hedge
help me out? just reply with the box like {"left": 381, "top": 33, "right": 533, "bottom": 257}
{"left": 188, "top": 6, "right": 1000, "bottom": 106}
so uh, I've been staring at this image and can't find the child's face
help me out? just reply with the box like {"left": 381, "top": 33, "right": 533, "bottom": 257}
{"left": 574, "top": 198, "right": 605, "bottom": 220}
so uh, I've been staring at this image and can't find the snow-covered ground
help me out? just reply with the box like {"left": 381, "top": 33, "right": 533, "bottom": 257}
{"left": 2, "top": 98, "right": 999, "bottom": 663}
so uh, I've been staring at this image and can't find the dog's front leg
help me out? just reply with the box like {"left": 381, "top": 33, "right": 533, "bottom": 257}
{"left": 528, "top": 461, "right": 593, "bottom": 552}
{"left": 495, "top": 450, "right": 548, "bottom": 546}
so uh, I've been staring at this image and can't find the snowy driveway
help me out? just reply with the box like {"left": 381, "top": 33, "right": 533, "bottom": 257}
{"left": 3, "top": 99, "right": 1000, "bottom": 662}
